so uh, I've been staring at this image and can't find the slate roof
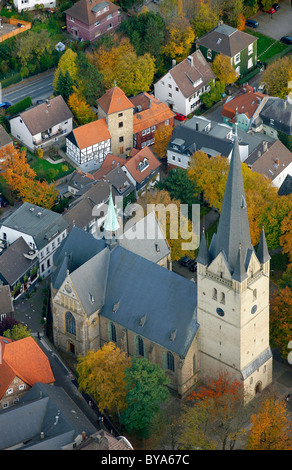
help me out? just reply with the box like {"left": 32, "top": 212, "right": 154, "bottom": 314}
{"left": 16, "top": 96, "right": 73, "bottom": 136}
{"left": 166, "top": 50, "right": 215, "bottom": 99}
{"left": 259, "top": 96, "right": 292, "bottom": 135}
{"left": 245, "top": 139, "right": 292, "bottom": 181}
{"left": 212, "top": 128, "right": 253, "bottom": 271}
{"left": 278, "top": 174, "right": 292, "bottom": 196}
{"left": 0, "top": 237, "right": 36, "bottom": 285}
{"left": 0, "top": 286, "right": 13, "bottom": 317}
{"left": 0, "top": 336, "right": 55, "bottom": 401}
{"left": 1, "top": 202, "right": 69, "bottom": 250}
{"left": 52, "top": 227, "right": 198, "bottom": 358}
{"left": 65, "top": 0, "right": 119, "bottom": 26}
{"left": 0, "top": 382, "right": 97, "bottom": 450}
{"left": 196, "top": 23, "right": 257, "bottom": 57}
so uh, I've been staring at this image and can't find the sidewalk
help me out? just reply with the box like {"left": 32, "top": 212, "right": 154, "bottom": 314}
{"left": 12, "top": 279, "right": 48, "bottom": 335}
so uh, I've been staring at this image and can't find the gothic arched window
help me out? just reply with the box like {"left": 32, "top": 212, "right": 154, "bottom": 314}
{"left": 212, "top": 288, "right": 217, "bottom": 300}
{"left": 111, "top": 323, "right": 117, "bottom": 343}
{"left": 65, "top": 311, "right": 76, "bottom": 336}
{"left": 135, "top": 336, "right": 145, "bottom": 357}
{"left": 220, "top": 292, "right": 225, "bottom": 304}
{"left": 167, "top": 351, "right": 175, "bottom": 372}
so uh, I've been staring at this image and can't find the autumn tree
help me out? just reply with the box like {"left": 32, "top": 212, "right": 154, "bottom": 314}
{"left": 211, "top": 53, "right": 238, "bottom": 85}
{"left": 53, "top": 48, "right": 80, "bottom": 92}
{"left": 259, "top": 196, "right": 292, "bottom": 250}
{"left": 262, "top": 56, "right": 292, "bottom": 99}
{"left": 120, "top": 357, "right": 170, "bottom": 439}
{"left": 222, "top": 0, "right": 245, "bottom": 28}
{"left": 246, "top": 397, "right": 292, "bottom": 450}
{"left": 77, "top": 51, "right": 104, "bottom": 106}
{"left": 191, "top": 0, "right": 220, "bottom": 39}
{"left": 153, "top": 124, "right": 173, "bottom": 159}
{"left": 178, "top": 400, "right": 217, "bottom": 450}
{"left": 68, "top": 92, "right": 96, "bottom": 125}
{"left": 15, "top": 30, "right": 54, "bottom": 67}
{"left": 280, "top": 208, "right": 292, "bottom": 268}
{"left": 3, "top": 323, "right": 33, "bottom": 341}
{"left": 137, "top": 189, "right": 199, "bottom": 260}
{"left": 185, "top": 370, "right": 247, "bottom": 450}
{"left": 76, "top": 342, "right": 131, "bottom": 417}
{"left": 270, "top": 286, "right": 292, "bottom": 360}
{"left": 163, "top": 16, "right": 195, "bottom": 62}
{"left": 0, "top": 144, "right": 58, "bottom": 209}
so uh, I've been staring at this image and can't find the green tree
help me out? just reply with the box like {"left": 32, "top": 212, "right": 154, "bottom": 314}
{"left": 54, "top": 69, "right": 74, "bottom": 102}
{"left": 157, "top": 167, "right": 196, "bottom": 206}
{"left": 53, "top": 48, "right": 80, "bottom": 91}
{"left": 262, "top": 56, "right": 292, "bottom": 99}
{"left": 200, "top": 80, "right": 225, "bottom": 108}
{"left": 212, "top": 53, "right": 238, "bottom": 85}
{"left": 3, "top": 323, "right": 33, "bottom": 340}
{"left": 120, "top": 357, "right": 170, "bottom": 439}
{"left": 191, "top": 0, "right": 220, "bottom": 38}
{"left": 77, "top": 51, "right": 104, "bottom": 105}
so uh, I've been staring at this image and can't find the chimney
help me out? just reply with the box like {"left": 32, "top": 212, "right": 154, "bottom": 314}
{"left": 196, "top": 122, "right": 199, "bottom": 131}
{"left": 262, "top": 141, "right": 268, "bottom": 152}
{"left": 172, "top": 59, "right": 176, "bottom": 68}
{"left": 40, "top": 432, "right": 45, "bottom": 439}
{"left": 82, "top": 431, "right": 86, "bottom": 441}
{"left": 275, "top": 158, "right": 279, "bottom": 166}
{"left": 187, "top": 56, "right": 193, "bottom": 67}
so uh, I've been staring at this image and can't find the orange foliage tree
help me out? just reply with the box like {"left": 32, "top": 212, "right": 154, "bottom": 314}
{"left": 270, "top": 286, "right": 292, "bottom": 359}
{"left": 246, "top": 397, "right": 292, "bottom": 450}
{"left": 185, "top": 370, "right": 247, "bottom": 450}
{"left": 280, "top": 208, "right": 292, "bottom": 268}
{"left": 0, "top": 144, "right": 58, "bottom": 209}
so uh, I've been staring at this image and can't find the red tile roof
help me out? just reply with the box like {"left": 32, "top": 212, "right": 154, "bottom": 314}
{"left": 92, "top": 154, "right": 126, "bottom": 180}
{"left": 222, "top": 87, "right": 267, "bottom": 122}
{"left": 124, "top": 146, "right": 161, "bottom": 183}
{"left": 72, "top": 118, "right": 111, "bottom": 149}
{"left": 132, "top": 94, "right": 175, "bottom": 134}
{"left": 97, "top": 86, "right": 134, "bottom": 115}
{"left": 0, "top": 336, "right": 55, "bottom": 400}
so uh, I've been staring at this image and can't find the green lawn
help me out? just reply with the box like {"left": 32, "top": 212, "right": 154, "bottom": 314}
{"left": 26, "top": 152, "right": 74, "bottom": 183}
{"left": 245, "top": 29, "right": 291, "bottom": 63}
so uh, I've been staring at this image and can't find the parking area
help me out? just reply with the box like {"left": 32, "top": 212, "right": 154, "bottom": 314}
{"left": 247, "top": 1, "right": 292, "bottom": 40}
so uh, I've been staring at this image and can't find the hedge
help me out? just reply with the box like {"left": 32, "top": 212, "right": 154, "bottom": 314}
{"left": 6, "top": 96, "right": 32, "bottom": 117}
{"left": 1, "top": 73, "right": 22, "bottom": 89}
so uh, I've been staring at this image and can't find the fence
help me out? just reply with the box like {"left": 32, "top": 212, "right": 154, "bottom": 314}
{"left": 0, "top": 17, "right": 31, "bottom": 43}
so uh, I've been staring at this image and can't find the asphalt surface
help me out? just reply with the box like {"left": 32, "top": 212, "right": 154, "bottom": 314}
{"left": 247, "top": 0, "right": 292, "bottom": 40}
{"left": 2, "top": 70, "right": 55, "bottom": 105}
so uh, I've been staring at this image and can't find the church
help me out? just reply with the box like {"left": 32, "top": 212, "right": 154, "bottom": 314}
{"left": 51, "top": 127, "right": 272, "bottom": 400}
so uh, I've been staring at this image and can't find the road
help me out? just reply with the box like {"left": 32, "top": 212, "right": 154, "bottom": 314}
{"left": 1, "top": 70, "right": 55, "bottom": 105}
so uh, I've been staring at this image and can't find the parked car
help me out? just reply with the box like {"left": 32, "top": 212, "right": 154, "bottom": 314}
{"left": 280, "top": 36, "right": 292, "bottom": 45}
{"left": 0, "top": 101, "right": 11, "bottom": 109}
{"left": 0, "top": 194, "right": 9, "bottom": 207}
{"left": 179, "top": 256, "right": 193, "bottom": 267}
{"left": 189, "top": 260, "right": 197, "bottom": 272}
{"left": 245, "top": 19, "right": 258, "bottom": 28}
{"left": 272, "top": 3, "right": 280, "bottom": 10}
{"left": 264, "top": 7, "right": 275, "bottom": 14}
{"left": 175, "top": 113, "right": 187, "bottom": 121}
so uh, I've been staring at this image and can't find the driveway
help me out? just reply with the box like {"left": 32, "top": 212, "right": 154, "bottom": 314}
{"left": 247, "top": 0, "right": 292, "bottom": 40}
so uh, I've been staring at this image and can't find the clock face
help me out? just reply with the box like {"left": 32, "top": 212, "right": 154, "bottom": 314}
{"left": 216, "top": 307, "right": 225, "bottom": 317}
{"left": 251, "top": 305, "right": 257, "bottom": 314}
{"left": 65, "top": 285, "right": 72, "bottom": 293}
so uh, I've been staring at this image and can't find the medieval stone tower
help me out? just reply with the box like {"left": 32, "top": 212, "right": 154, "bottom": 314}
{"left": 196, "top": 126, "right": 273, "bottom": 401}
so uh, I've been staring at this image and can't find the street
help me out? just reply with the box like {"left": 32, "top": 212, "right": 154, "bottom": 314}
{"left": 1, "top": 70, "right": 55, "bottom": 105}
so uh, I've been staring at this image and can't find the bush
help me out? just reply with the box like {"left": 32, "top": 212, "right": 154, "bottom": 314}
{"left": 6, "top": 96, "right": 32, "bottom": 117}
{"left": 1, "top": 73, "right": 22, "bottom": 89}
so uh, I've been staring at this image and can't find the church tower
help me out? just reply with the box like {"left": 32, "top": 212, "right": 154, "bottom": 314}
{"left": 196, "top": 125, "right": 272, "bottom": 401}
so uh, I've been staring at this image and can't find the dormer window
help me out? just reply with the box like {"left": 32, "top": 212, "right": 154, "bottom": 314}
{"left": 138, "top": 158, "right": 149, "bottom": 172}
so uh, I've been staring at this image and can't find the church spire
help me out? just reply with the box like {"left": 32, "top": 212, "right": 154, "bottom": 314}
{"left": 104, "top": 187, "right": 120, "bottom": 248}
{"left": 257, "top": 226, "right": 270, "bottom": 264}
{"left": 197, "top": 227, "right": 210, "bottom": 266}
{"left": 213, "top": 124, "right": 253, "bottom": 271}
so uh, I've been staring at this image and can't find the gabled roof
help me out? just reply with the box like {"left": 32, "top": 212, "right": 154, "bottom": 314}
{"left": 259, "top": 96, "right": 292, "bottom": 134}
{"left": 14, "top": 96, "right": 73, "bottom": 136}
{"left": 65, "top": 0, "right": 119, "bottom": 26}
{"left": 222, "top": 87, "right": 267, "bottom": 122}
{"left": 245, "top": 139, "right": 292, "bottom": 181}
{"left": 97, "top": 86, "right": 134, "bottom": 115}
{"left": 0, "top": 124, "right": 12, "bottom": 149}
{"left": 0, "top": 336, "right": 55, "bottom": 400}
{"left": 278, "top": 174, "right": 292, "bottom": 196}
{"left": 68, "top": 118, "right": 111, "bottom": 150}
{"left": 131, "top": 93, "right": 175, "bottom": 133}
{"left": 162, "top": 50, "right": 215, "bottom": 99}
{"left": 124, "top": 146, "right": 161, "bottom": 184}
{"left": 196, "top": 23, "right": 257, "bottom": 57}
{"left": 93, "top": 154, "right": 126, "bottom": 180}
{"left": 0, "top": 237, "right": 36, "bottom": 285}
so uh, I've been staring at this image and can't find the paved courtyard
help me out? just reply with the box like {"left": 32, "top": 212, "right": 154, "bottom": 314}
{"left": 247, "top": 0, "right": 292, "bottom": 40}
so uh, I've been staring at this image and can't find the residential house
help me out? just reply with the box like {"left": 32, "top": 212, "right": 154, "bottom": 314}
{"left": 196, "top": 22, "right": 257, "bottom": 78}
{"left": 67, "top": 170, "right": 96, "bottom": 196}
{"left": 0, "top": 382, "right": 98, "bottom": 449}
{"left": 65, "top": 0, "right": 121, "bottom": 42}
{"left": 13, "top": 0, "right": 56, "bottom": 12}
{"left": 122, "top": 146, "right": 161, "bottom": 196}
{"left": 92, "top": 153, "right": 126, "bottom": 180}
{"left": 97, "top": 85, "right": 134, "bottom": 156}
{"left": 0, "top": 202, "right": 69, "bottom": 278}
{"left": 0, "top": 336, "right": 55, "bottom": 411}
{"left": 10, "top": 96, "right": 73, "bottom": 152}
{"left": 252, "top": 95, "right": 292, "bottom": 139}
{"left": 130, "top": 92, "right": 175, "bottom": 149}
{"left": 222, "top": 85, "right": 269, "bottom": 131}
{"left": 0, "top": 125, "right": 12, "bottom": 161}
{"left": 63, "top": 169, "right": 134, "bottom": 234}
{"left": 167, "top": 115, "right": 276, "bottom": 169}
{"left": 66, "top": 118, "right": 111, "bottom": 172}
{"left": 244, "top": 139, "right": 292, "bottom": 188}
{"left": 76, "top": 430, "right": 133, "bottom": 450}
{"left": 278, "top": 174, "right": 292, "bottom": 196}
{"left": 0, "top": 285, "right": 14, "bottom": 322}
{"left": 154, "top": 50, "right": 216, "bottom": 115}
{"left": 0, "top": 237, "right": 39, "bottom": 300}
